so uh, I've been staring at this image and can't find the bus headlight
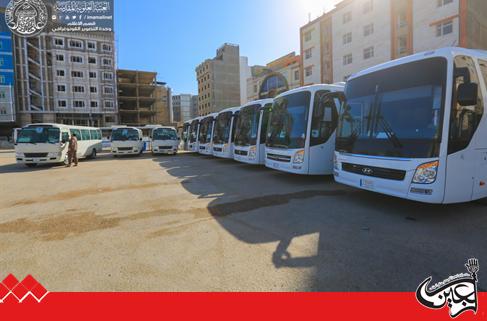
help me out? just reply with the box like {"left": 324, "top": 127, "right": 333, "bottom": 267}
{"left": 293, "top": 150, "right": 305, "bottom": 164}
{"left": 248, "top": 146, "right": 257, "bottom": 159}
{"left": 412, "top": 161, "right": 439, "bottom": 184}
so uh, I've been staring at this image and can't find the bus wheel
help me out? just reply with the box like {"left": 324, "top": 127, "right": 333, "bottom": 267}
{"left": 90, "top": 149, "right": 97, "bottom": 159}
{"left": 26, "top": 163, "right": 37, "bottom": 168}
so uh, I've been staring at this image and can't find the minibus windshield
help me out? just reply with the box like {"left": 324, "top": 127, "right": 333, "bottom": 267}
{"left": 189, "top": 121, "right": 199, "bottom": 143}
{"left": 337, "top": 57, "right": 447, "bottom": 158}
{"left": 266, "top": 91, "right": 310, "bottom": 149}
{"left": 213, "top": 112, "right": 233, "bottom": 145}
{"left": 112, "top": 128, "right": 140, "bottom": 141}
{"left": 198, "top": 118, "right": 214, "bottom": 144}
{"left": 17, "top": 127, "right": 60, "bottom": 144}
{"left": 235, "top": 105, "right": 260, "bottom": 146}
{"left": 153, "top": 128, "right": 177, "bottom": 141}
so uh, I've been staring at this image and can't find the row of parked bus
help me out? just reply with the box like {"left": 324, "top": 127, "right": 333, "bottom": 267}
{"left": 14, "top": 125, "right": 180, "bottom": 167}
{"left": 181, "top": 47, "right": 487, "bottom": 205}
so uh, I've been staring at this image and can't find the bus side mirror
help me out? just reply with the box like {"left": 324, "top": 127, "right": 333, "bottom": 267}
{"left": 457, "top": 83, "right": 478, "bottom": 106}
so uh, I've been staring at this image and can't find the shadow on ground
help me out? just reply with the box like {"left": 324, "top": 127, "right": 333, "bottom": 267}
{"left": 153, "top": 152, "right": 487, "bottom": 292}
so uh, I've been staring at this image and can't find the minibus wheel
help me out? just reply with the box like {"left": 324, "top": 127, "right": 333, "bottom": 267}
{"left": 90, "top": 149, "right": 97, "bottom": 159}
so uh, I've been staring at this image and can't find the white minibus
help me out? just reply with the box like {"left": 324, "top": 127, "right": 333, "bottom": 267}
{"left": 212, "top": 106, "right": 241, "bottom": 159}
{"left": 198, "top": 113, "right": 218, "bottom": 156}
{"left": 334, "top": 47, "right": 487, "bottom": 204}
{"left": 151, "top": 126, "right": 179, "bottom": 155}
{"left": 265, "top": 84, "right": 345, "bottom": 175}
{"left": 15, "top": 123, "right": 102, "bottom": 167}
{"left": 188, "top": 117, "right": 202, "bottom": 152}
{"left": 233, "top": 99, "right": 273, "bottom": 165}
{"left": 111, "top": 127, "right": 144, "bottom": 156}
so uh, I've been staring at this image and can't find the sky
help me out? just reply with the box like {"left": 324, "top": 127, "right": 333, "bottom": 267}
{"left": 115, "top": 0, "right": 339, "bottom": 95}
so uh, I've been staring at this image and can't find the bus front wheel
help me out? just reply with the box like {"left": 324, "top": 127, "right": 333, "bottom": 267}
{"left": 89, "top": 149, "right": 97, "bottom": 159}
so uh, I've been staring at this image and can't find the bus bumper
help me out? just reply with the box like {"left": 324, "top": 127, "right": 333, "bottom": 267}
{"left": 212, "top": 144, "right": 232, "bottom": 159}
{"left": 199, "top": 144, "right": 213, "bottom": 156}
{"left": 234, "top": 146, "right": 260, "bottom": 165}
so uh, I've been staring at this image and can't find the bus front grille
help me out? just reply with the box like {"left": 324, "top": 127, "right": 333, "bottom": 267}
{"left": 24, "top": 153, "right": 48, "bottom": 158}
{"left": 342, "top": 163, "right": 406, "bottom": 181}
{"left": 267, "top": 153, "right": 292, "bottom": 163}
{"left": 118, "top": 147, "right": 133, "bottom": 151}
{"left": 213, "top": 147, "right": 223, "bottom": 152}
{"left": 234, "top": 149, "right": 248, "bottom": 156}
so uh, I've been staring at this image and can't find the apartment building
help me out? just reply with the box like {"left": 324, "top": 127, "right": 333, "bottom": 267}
{"left": 300, "top": 0, "right": 487, "bottom": 84}
{"left": 172, "top": 94, "right": 194, "bottom": 123}
{"left": 191, "top": 95, "right": 198, "bottom": 119}
{"left": 117, "top": 69, "right": 172, "bottom": 126}
{"left": 13, "top": 30, "right": 118, "bottom": 127}
{"left": 196, "top": 43, "right": 241, "bottom": 116}
{"left": 247, "top": 52, "right": 301, "bottom": 102}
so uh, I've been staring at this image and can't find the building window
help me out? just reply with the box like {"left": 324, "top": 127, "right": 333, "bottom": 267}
{"left": 68, "top": 39, "right": 83, "bottom": 49}
{"left": 0, "top": 57, "right": 4, "bottom": 66}
{"left": 102, "top": 43, "right": 112, "bottom": 52}
{"left": 54, "top": 38, "right": 64, "bottom": 47}
{"left": 397, "top": 11, "right": 408, "bottom": 28}
{"left": 343, "top": 54, "right": 353, "bottom": 65}
{"left": 88, "top": 57, "right": 97, "bottom": 64}
{"left": 436, "top": 20, "right": 453, "bottom": 37}
{"left": 398, "top": 35, "right": 408, "bottom": 55}
{"left": 57, "top": 100, "right": 67, "bottom": 108}
{"left": 71, "top": 71, "right": 84, "bottom": 78}
{"left": 343, "top": 32, "right": 352, "bottom": 45}
{"left": 363, "top": 0, "right": 373, "bottom": 13}
{"left": 102, "top": 58, "right": 112, "bottom": 66}
{"left": 104, "top": 100, "right": 114, "bottom": 109}
{"left": 103, "top": 86, "right": 114, "bottom": 94}
{"left": 102, "top": 72, "right": 113, "bottom": 80}
{"left": 363, "top": 46, "right": 374, "bottom": 59}
{"left": 73, "top": 100, "right": 85, "bottom": 108}
{"left": 0, "top": 91, "right": 5, "bottom": 99}
{"left": 56, "top": 54, "right": 65, "bottom": 61}
{"left": 305, "top": 66, "right": 313, "bottom": 77}
{"left": 56, "top": 70, "right": 65, "bottom": 77}
{"left": 90, "top": 86, "right": 98, "bottom": 93}
{"left": 70, "top": 55, "right": 83, "bottom": 63}
{"left": 90, "top": 101, "right": 98, "bottom": 108}
{"left": 304, "top": 30, "right": 312, "bottom": 42}
{"left": 87, "top": 41, "right": 96, "bottom": 50}
{"left": 305, "top": 48, "right": 313, "bottom": 59}
{"left": 343, "top": 12, "right": 352, "bottom": 24}
{"left": 364, "top": 23, "right": 374, "bottom": 37}
{"left": 89, "top": 72, "right": 97, "bottom": 79}
{"left": 57, "top": 85, "right": 66, "bottom": 92}
{"left": 73, "top": 86, "right": 85, "bottom": 93}
{"left": 437, "top": 0, "right": 453, "bottom": 7}
{"left": 294, "top": 70, "right": 300, "bottom": 81}
{"left": 253, "top": 84, "right": 258, "bottom": 93}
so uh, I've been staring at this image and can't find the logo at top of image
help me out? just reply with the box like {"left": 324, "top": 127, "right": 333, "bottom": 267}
{"left": 5, "top": 0, "right": 48, "bottom": 37}
{"left": 416, "top": 258, "right": 480, "bottom": 318}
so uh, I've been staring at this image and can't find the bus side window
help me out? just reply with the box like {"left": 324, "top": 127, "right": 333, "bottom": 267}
{"left": 310, "top": 90, "right": 339, "bottom": 146}
{"left": 70, "top": 129, "right": 81, "bottom": 140}
{"left": 449, "top": 56, "right": 484, "bottom": 154}
{"left": 62, "top": 132, "right": 69, "bottom": 143}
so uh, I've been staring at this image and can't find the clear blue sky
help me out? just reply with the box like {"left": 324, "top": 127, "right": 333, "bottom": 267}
{"left": 115, "top": 0, "right": 337, "bottom": 95}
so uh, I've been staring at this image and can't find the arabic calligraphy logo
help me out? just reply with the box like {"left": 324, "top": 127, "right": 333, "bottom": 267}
{"left": 5, "top": 0, "right": 48, "bottom": 37}
{"left": 416, "top": 258, "right": 479, "bottom": 318}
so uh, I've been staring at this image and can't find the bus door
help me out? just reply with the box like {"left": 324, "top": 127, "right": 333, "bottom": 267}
{"left": 308, "top": 91, "right": 345, "bottom": 175}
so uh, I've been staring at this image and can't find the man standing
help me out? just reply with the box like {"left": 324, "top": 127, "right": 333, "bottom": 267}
{"left": 67, "top": 133, "right": 78, "bottom": 167}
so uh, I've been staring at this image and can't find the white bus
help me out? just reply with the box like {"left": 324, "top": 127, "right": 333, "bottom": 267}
{"left": 265, "top": 84, "right": 345, "bottom": 175}
{"left": 151, "top": 126, "right": 179, "bottom": 155}
{"left": 188, "top": 117, "right": 202, "bottom": 152}
{"left": 334, "top": 47, "right": 487, "bottom": 204}
{"left": 181, "top": 120, "right": 191, "bottom": 151}
{"left": 212, "top": 106, "right": 241, "bottom": 159}
{"left": 234, "top": 99, "right": 273, "bottom": 165}
{"left": 198, "top": 113, "right": 218, "bottom": 156}
{"left": 15, "top": 123, "right": 102, "bottom": 167}
{"left": 110, "top": 127, "right": 144, "bottom": 156}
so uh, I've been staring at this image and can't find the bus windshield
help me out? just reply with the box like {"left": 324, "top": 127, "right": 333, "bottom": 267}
{"left": 17, "top": 127, "right": 60, "bottom": 144}
{"left": 199, "top": 118, "right": 214, "bottom": 144}
{"left": 337, "top": 57, "right": 447, "bottom": 158}
{"left": 153, "top": 128, "right": 177, "bottom": 141}
{"left": 112, "top": 128, "right": 140, "bottom": 141}
{"left": 213, "top": 112, "right": 233, "bottom": 145}
{"left": 235, "top": 105, "right": 260, "bottom": 146}
{"left": 266, "top": 91, "right": 311, "bottom": 149}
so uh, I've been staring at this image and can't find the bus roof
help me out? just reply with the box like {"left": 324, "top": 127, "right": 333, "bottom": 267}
{"left": 218, "top": 106, "right": 241, "bottom": 114}
{"left": 242, "top": 98, "right": 274, "bottom": 108}
{"left": 24, "top": 123, "right": 100, "bottom": 130}
{"left": 274, "top": 83, "right": 345, "bottom": 100}
{"left": 349, "top": 47, "right": 487, "bottom": 81}
{"left": 201, "top": 113, "right": 218, "bottom": 120}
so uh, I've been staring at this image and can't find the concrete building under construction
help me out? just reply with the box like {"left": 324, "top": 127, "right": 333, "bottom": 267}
{"left": 117, "top": 69, "right": 172, "bottom": 127}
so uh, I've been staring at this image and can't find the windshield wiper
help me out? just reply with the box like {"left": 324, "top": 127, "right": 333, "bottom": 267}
{"left": 377, "top": 116, "right": 403, "bottom": 149}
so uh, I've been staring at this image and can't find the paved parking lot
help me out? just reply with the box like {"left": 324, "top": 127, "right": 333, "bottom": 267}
{"left": 0, "top": 149, "right": 486, "bottom": 292}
